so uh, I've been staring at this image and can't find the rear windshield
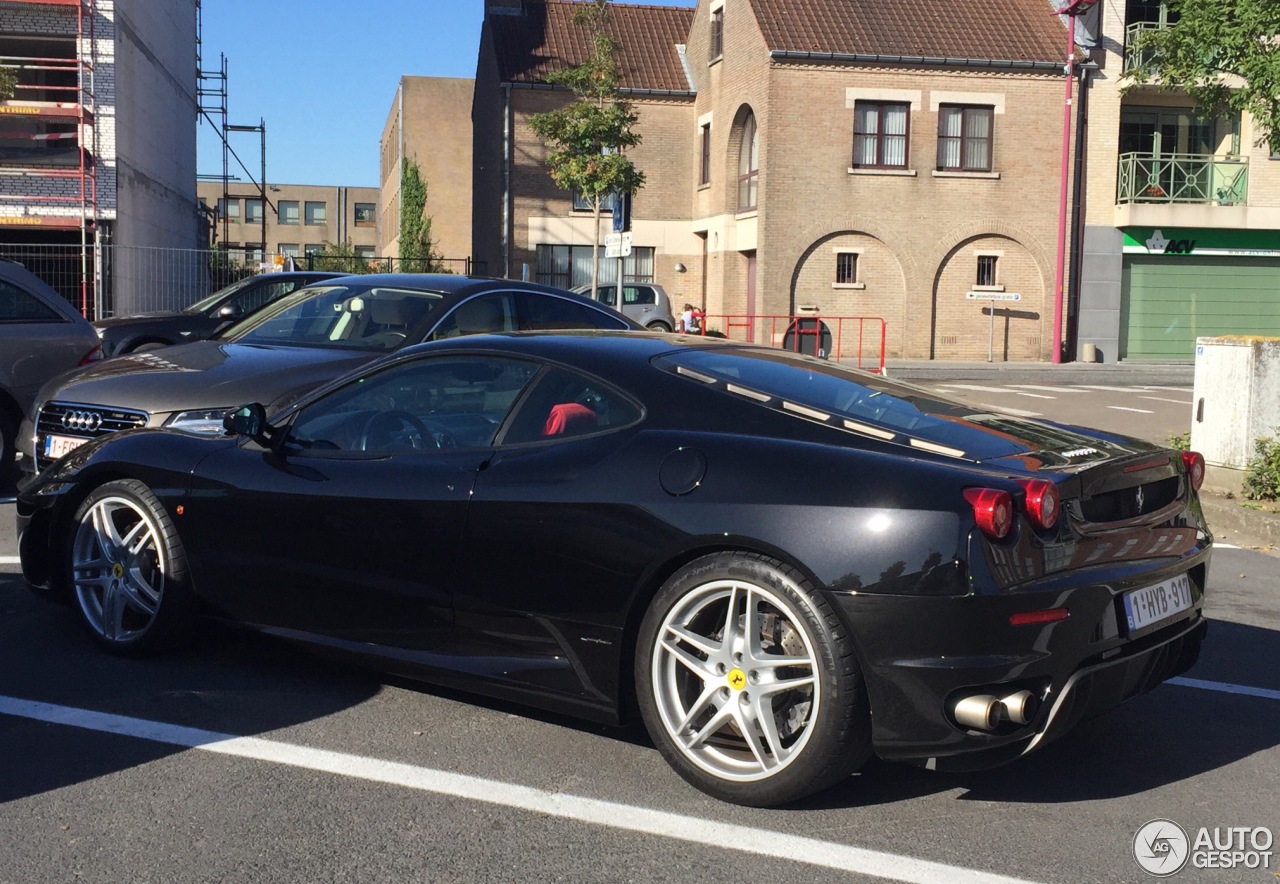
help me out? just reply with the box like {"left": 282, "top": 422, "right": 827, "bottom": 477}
{"left": 221, "top": 283, "right": 444, "bottom": 350}
{"left": 658, "top": 347, "right": 1105, "bottom": 460}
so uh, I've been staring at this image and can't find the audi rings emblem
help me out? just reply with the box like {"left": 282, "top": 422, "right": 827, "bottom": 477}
{"left": 61, "top": 410, "right": 103, "bottom": 432}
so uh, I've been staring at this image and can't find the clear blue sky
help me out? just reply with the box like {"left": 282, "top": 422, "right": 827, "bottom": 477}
{"left": 196, "top": 0, "right": 696, "bottom": 189}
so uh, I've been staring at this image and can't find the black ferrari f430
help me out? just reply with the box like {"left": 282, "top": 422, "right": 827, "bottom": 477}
{"left": 17, "top": 331, "right": 1211, "bottom": 806}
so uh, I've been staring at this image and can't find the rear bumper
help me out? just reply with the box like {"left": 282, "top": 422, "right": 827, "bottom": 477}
{"left": 831, "top": 549, "right": 1210, "bottom": 767}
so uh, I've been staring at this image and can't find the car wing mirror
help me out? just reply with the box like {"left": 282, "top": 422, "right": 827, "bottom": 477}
{"left": 224, "top": 403, "right": 271, "bottom": 445}
{"left": 217, "top": 304, "right": 242, "bottom": 319}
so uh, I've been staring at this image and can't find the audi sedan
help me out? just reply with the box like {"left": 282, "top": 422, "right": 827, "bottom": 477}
{"left": 23, "top": 274, "right": 637, "bottom": 474}
{"left": 17, "top": 331, "right": 1211, "bottom": 807}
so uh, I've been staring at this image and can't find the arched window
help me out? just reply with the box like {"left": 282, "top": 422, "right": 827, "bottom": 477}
{"left": 737, "top": 113, "right": 758, "bottom": 212}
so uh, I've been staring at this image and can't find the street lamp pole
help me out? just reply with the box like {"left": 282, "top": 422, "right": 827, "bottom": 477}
{"left": 1051, "top": 0, "right": 1098, "bottom": 364}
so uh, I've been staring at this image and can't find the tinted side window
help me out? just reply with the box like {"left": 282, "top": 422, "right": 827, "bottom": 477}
{"left": 514, "top": 292, "right": 630, "bottom": 331}
{"left": 501, "top": 366, "right": 642, "bottom": 444}
{"left": 287, "top": 355, "right": 539, "bottom": 454}
{"left": 622, "top": 286, "right": 654, "bottom": 306}
{"left": 226, "top": 281, "right": 293, "bottom": 316}
{"left": 428, "top": 293, "right": 515, "bottom": 340}
{"left": 0, "top": 280, "right": 62, "bottom": 322}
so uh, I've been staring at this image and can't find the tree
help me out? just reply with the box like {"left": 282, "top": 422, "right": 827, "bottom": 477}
{"left": 399, "top": 157, "right": 444, "bottom": 272}
{"left": 0, "top": 66, "right": 17, "bottom": 101}
{"left": 309, "top": 241, "right": 376, "bottom": 274}
{"left": 529, "top": 0, "right": 644, "bottom": 296}
{"left": 1124, "top": 0, "right": 1280, "bottom": 153}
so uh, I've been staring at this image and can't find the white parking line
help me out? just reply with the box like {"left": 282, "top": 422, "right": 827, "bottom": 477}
{"left": 1169, "top": 678, "right": 1280, "bottom": 702}
{"left": 1105, "top": 406, "right": 1154, "bottom": 414}
{"left": 1138, "top": 396, "right": 1192, "bottom": 405}
{"left": 934, "top": 384, "right": 1017, "bottom": 394}
{"left": 0, "top": 556, "right": 17, "bottom": 564}
{"left": 1007, "top": 385, "right": 1088, "bottom": 394}
{"left": 0, "top": 695, "right": 1039, "bottom": 884}
{"left": 1072, "top": 385, "right": 1149, "bottom": 393}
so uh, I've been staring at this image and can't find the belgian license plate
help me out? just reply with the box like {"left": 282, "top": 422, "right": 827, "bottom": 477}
{"left": 44, "top": 434, "right": 89, "bottom": 459}
{"left": 1122, "top": 572, "right": 1193, "bottom": 634}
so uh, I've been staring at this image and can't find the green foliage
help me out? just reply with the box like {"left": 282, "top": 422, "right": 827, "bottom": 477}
{"left": 0, "top": 66, "right": 17, "bottom": 101}
{"left": 1124, "top": 0, "right": 1280, "bottom": 154}
{"left": 208, "top": 248, "right": 256, "bottom": 290}
{"left": 399, "top": 157, "right": 444, "bottom": 272}
{"left": 307, "top": 241, "right": 376, "bottom": 274}
{"left": 1241, "top": 429, "right": 1280, "bottom": 501}
{"left": 527, "top": 0, "right": 645, "bottom": 293}
{"left": 1167, "top": 431, "right": 1191, "bottom": 450}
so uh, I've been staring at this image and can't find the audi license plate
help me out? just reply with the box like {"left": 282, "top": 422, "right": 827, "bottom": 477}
{"left": 44, "top": 434, "right": 89, "bottom": 460}
{"left": 1122, "top": 572, "right": 1193, "bottom": 634}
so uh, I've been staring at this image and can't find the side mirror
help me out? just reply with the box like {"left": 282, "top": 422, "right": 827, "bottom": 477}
{"left": 224, "top": 403, "right": 269, "bottom": 443}
{"left": 217, "top": 303, "right": 243, "bottom": 319}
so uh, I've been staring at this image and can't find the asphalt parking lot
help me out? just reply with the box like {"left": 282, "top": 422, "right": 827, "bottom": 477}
{"left": 1, "top": 521, "right": 1277, "bottom": 883}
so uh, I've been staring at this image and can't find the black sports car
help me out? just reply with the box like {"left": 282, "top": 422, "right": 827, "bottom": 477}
{"left": 16, "top": 332, "right": 1211, "bottom": 807}
{"left": 93, "top": 271, "right": 345, "bottom": 357}
{"left": 23, "top": 274, "right": 637, "bottom": 474}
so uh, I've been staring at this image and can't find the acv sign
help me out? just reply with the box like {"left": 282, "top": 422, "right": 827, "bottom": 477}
{"left": 1145, "top": 229, "right": 1197, "bottom": 255}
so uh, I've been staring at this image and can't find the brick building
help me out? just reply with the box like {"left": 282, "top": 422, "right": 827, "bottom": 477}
{"left": 473, "top": 0, "right": 1079, "bottom": 360}
{"left": 196, "top": 181, "right": 379, "bottom": 267}
{"left": 0, "top": 0, "right": 202, "bottom": 315}
{"left": 1075, "top": 0, "right": 1280, "bottom": 362}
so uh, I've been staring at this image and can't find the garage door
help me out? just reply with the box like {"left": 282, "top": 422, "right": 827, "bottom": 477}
{"left": 1121, "top": 256, "right": 1280, "bottom": 360}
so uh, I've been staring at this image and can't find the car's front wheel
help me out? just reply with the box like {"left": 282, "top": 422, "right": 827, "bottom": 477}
{"left": 645, "top": 321, "right": 672, "bottom": 333}
{"left": 67, "top": 479, "right": 193, "bottom": 655}
{"left": 636, "top": 552, "right": 871, "bottom": 806}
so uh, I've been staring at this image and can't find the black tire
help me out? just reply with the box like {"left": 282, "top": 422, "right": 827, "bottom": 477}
{"left": 0, "top": 407, "right": 17, "bottom": 489}
{"left": 645, "top": 321, "right": 672, "bottom": 333}
{"left": 635, "top": 552, "right": 871, "bottom": 806}
{"left": 66, "top": 479, "right": 194, "bottom": 655}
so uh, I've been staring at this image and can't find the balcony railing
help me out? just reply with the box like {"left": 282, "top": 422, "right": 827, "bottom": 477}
{"left": 1117, "top": 153, "right": 1248, "bottom": 206}
{"left": 1124, "top": 21, "right": 1166, "bottom": 73}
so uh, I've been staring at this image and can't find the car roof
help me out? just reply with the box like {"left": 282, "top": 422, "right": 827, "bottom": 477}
{"left": 0, "top": 259, "right": 91, "bottom": 324}
{"left": 320, "top": 273, "right": 587, "bottom": 298}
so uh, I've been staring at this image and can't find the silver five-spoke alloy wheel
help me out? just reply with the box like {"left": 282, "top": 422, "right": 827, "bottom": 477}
{"left": 72, "top": 492, "right": 167, "bottom": 643}
{"left": 651, "top": 578, "right": 821, "bottom": 781}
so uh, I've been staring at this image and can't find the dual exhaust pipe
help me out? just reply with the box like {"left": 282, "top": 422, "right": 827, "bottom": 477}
{"left": 952, "top": 690, "right": 1039, "bottom": 731}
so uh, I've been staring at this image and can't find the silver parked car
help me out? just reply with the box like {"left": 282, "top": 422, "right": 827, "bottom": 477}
{"left": 572, "top": 282, "right": 676, "bottom": 332}
{"left": 0, "top": 260, "right": 101, "bottom": 478}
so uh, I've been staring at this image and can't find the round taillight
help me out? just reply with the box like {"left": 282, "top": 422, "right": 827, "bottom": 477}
{"left": 1020, "top": 479, "right": 1060, "bottom": 531}
{"left": 1182, "top": 450, "right": 1205, "bottom": 492}
{"left": 963, "top": 487, "right": 1014, "bottom": 540}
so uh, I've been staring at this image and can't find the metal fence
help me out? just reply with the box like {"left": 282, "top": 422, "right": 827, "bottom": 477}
{"left": 0, "top": 243, "right": 487, "bottom": 319}
{"left": 697, "top": 313, "right": 887, "bottom": 373}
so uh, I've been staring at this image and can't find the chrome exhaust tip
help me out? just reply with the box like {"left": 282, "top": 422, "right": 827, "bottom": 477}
{"left": 1000, "top": 690, "right": 1038, "bottom": 725}
{"left": 952, "top": 694, "right": 1003, "bottom": 731}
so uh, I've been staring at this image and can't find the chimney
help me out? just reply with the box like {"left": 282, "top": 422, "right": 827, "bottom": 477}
{"left": 487, "top": 0, "right": 526, "bottom": 14}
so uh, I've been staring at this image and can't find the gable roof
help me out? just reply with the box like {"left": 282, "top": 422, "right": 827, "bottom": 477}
{"left": 488, "top": 1, "right": 695, "bottom": 92}
{"left": 749, "top": 0, "right": 1067, "bottom": 64}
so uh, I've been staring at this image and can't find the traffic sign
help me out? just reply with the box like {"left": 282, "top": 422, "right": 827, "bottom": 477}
{"left": 966, "top": 291, "right": 1021, "bottom": 301}
{"left": 605, "top": 232, "right": 632, "bottom": 258}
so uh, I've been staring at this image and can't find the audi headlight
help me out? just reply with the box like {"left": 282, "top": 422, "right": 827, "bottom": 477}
{"left": 163, "top": 408, "right": 234, "bottom": 435}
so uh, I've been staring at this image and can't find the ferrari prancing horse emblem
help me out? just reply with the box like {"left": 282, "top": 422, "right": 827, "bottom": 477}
{"left": 727, "top": 668, "right": 747, "bottom": 690}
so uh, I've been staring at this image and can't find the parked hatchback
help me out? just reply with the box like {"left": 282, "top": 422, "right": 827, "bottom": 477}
{"left": 0, "top": 260, "right": 101, "bottom": 478}
{"left": 94, "top": 270, "right": 345, "bottom": 357}
{"left": 24, "top": 274, "right": 638, "bottom": 474}
{"left": 572, "top": 282, "right": 676, "bottom": 332}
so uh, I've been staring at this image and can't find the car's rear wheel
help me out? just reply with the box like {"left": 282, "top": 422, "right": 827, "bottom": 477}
{"left": 645, "top": 321, "right": 672, "bottom": 333}
{"left": 67, "top": 479, "right": 192, "bottom": 654}
{"left": 636, "top": 552, "right": 871, "bottom": 806}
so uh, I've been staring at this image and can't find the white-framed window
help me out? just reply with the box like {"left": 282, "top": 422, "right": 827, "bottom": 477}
{"left": 737, "top": 112, "right": 758, "bottom": 212}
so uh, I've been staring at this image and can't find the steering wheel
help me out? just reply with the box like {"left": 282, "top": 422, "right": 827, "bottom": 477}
{"left": 359, "top": 410, "right": 437, "bottom": 451}
{"left": 367, "top": 330, "right": 408, "bottom": 348}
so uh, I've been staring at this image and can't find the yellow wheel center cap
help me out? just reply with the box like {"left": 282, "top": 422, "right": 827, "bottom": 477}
{"left": 726, "top": 668, "right": 747, "bottom": 691}
{"left": 112, "top": 562, "right": 125, "bottom": 579}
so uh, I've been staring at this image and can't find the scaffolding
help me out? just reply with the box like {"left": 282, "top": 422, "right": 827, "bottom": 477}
{"left": 0, "top": 0, "right": 99, "bottom": 315}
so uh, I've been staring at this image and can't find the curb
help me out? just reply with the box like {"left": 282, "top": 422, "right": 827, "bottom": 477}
{"left": 1200, "top": 492, "right": 1280, "bottom": 557}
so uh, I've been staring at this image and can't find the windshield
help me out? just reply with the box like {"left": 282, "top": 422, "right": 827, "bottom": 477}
{"left": 220, "top": 282, "right": 445, "bottom": 350}
{"left": 184, "top": 274, "right": 261, "bottom": 315}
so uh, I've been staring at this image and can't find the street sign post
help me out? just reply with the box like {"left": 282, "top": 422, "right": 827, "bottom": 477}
{"left": 604, "top": 232, "right": 632, "bottom": 259}
{"left": 966, "top": 292, "right": 1022, "bottom": 362}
